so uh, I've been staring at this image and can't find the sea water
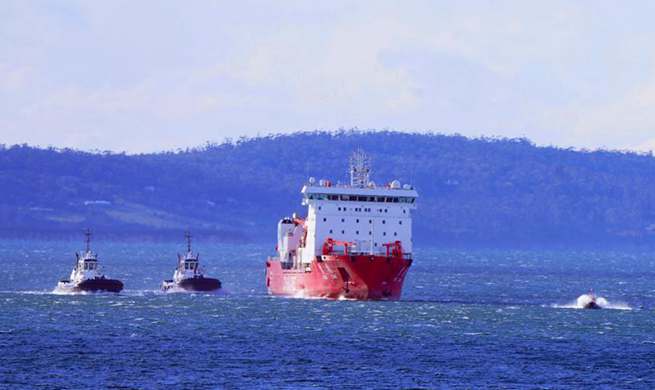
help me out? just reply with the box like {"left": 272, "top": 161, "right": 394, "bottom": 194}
{"left": 1, "top": 240, "right": 654, "bottom": 388}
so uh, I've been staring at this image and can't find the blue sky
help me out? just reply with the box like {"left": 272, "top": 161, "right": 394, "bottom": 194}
{"left": 2, "top": 1, "right": 655, "bottom": 153}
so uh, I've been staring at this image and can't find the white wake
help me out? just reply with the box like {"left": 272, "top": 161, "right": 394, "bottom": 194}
{"left": 552, "top": 293, "right": 631, "bottom": 310}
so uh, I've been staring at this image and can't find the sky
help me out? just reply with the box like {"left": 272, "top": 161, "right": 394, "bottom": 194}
{"left": 2, "top": 1, "right": 655, "bottom": 153}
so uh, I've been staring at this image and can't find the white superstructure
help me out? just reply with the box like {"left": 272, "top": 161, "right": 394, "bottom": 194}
{"left": 277, "top": 150, "right": 418, "bottom": 265}
{"left": 65, "top": 230, "right": 103, "bottom": 284}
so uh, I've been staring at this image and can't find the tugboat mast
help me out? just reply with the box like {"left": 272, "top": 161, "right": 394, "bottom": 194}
{"left": 185, "top": 231, "right": 192, "bottom": 253}
{"left": 84, "top": 228, "right": 92, "bottom": 252}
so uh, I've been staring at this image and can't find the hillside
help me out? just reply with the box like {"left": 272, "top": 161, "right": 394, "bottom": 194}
{"left": 2, "top": 131, "right": 655, "bottom": 247}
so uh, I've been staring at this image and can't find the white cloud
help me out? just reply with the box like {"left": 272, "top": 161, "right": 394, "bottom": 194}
{"left": 1, "top": 1, "right": 655, "bottom": 152}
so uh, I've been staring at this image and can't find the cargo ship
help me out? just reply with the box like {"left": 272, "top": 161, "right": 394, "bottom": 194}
{"left": 56, "top": 229, "right": 123, "bottom": 293}
{"left": 161, "top": 232, "right": 221, "bottom": 293}
{"left": 265, "top": 150, "right": 418, "bottom": 300}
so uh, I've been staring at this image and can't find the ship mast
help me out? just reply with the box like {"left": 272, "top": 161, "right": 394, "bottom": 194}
{"left": 84, "top": 228, "right": 92, "bottom": 252}
{"left": 185, "top": 231, "right": 192, "bottom": 253}
{"left": 349, "top": 149, "right": 371, "bottom": 188}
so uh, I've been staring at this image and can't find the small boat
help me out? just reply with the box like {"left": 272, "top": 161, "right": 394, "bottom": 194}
{"left": 583, "top": 289, "right": 601, "bottom": 309}
{"left": 56, "top": 229, "right": 123, "bottom": 293}
{"left": 161, "top": 232, "right": 221, "bottom": 293}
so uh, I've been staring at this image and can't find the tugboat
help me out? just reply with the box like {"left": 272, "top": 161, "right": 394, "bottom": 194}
{"left": 265, "top": 150, "right": 418, "bottom": 300}
{"left": 55, "top": 229, "right": 123, "bottom": 293}
{"left": 161, "top": 232, "right": 221, "bottom": 292}
{"left": 582, "top": 289, "right": 602, "bottom": 309}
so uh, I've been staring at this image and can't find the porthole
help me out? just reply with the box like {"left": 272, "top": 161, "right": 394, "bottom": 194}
{"left": 341, "top": 218, "right": 345, "bottom": 223}
{"left": 323, "top": 218, "right": 327, "bottom": 222}
{"left": 341, "top": 230, "right": 345, "bottom": 234}
{"left": 382, "top": 220, "right": 386, "bottom": 224}
{"left": 356, "top": 219, "right": 359, "bottom": 223}
{"left": 399, "top": 221, "right": 402, "bottom": 225}
{"left": 329, "top": 229, "right": 333, "bottom": 234}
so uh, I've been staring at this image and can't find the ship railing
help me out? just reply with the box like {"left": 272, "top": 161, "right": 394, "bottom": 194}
{"left": 330, "top": 250, "right": 413, "bottom": 259}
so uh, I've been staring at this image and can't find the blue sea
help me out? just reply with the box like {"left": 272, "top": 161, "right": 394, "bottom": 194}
{"left": 1, "top": 239, "right": 654, "bottom": 389}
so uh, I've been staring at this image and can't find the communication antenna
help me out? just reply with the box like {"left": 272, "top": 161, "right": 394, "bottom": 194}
{"left": 349, "top": 149, "right": 371, "bottom": 188}
{"left": 84, "top": 228, "right": 92, "bottom": 252}
{"left": 185, "top": 231, "right": 192, "bottom": 253}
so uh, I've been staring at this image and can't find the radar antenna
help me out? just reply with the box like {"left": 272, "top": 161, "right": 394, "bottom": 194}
{"left": 185, "top": 231, "right": 192, "bottom": 253}
{"left": 84, "top": 228, "right": 92, "bottom": 252}
{"left": 349, "top": 149, "right": 371, "bottom": 188}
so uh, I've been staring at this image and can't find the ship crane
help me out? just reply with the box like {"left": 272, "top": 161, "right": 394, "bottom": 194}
{"left": 322, "top": 238, "right": 354, "bottom": 256}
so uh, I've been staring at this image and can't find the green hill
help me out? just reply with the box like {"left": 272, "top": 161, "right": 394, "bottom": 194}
{"left": 2, "top": 131, "right": 655, "bottom": 247}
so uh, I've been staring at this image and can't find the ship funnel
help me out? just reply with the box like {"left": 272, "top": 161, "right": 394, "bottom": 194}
{"left": 349, "top": 149, "right": 371, "bottom": 188}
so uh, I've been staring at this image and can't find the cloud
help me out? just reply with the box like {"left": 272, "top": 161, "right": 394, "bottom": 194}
{"left": 1, "top": 1, "right": 655, "bottom": 152}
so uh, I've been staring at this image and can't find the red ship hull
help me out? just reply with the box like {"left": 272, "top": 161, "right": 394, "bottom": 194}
{"left": 266, "top": 254, "right": 412, "bottom": 300}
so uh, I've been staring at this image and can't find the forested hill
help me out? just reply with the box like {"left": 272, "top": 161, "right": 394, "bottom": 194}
{"left": 2, "top": 131, "right": 655, "bottom": 247}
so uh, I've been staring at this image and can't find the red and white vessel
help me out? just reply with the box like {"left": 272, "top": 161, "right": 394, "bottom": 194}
{"left": 266, "top": 150, "right": 418, "bottom": 300}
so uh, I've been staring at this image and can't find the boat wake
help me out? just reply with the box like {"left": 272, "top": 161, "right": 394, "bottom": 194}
{"left": 160, "top": 286, "right": 226, "bottom": 295}
{"left": 552, "top": 293, "right": 632, "bottom": 310}
{"left": 51, "top": 288, "right": 122, "bottom": 296}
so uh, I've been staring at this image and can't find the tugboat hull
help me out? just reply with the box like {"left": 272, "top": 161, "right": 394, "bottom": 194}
{"left": 57, "top": 278, "right": 123, "bottom": 293}
{"left": 266, "top": 254, "right": 412, "bottom": 300}
{"left": 162, "top": 277, "right": 221, "bottom": 292}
